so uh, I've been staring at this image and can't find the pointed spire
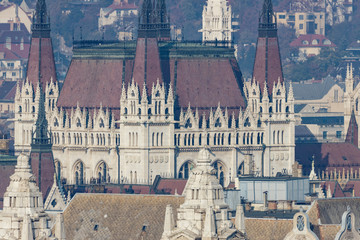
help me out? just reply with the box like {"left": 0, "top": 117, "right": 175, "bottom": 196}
{"left": 32, "top": 0, "right": 50, "bottom": 36}
{"left": 231, "top": 112, "right": 236, "bottom": 128}
{"left": 167, "top": 83, "right": 174, "bottom": 102}
{"left": 55, "top": 213, "right": 66, "bottom": 240}
{"left": 203, "top": 206, "right": 216, "bottom": 238}
{"left": 21, "top": 215, "right": 34, "bottom": 240}
{"left": 202, "top": 112, "right": 207, "bottom": 129}
{"left": 121, "top": 82, "right": 126, "bottom": 101}
{"left": 235, "top": 204, "right": 246, "bottom": 233}
{"left": 288, "top": 81, "right": 294, "bottom": 101}
{"left": 327, "top": 185, "right": 332, "bottom": 198}
{"left": 262, "top": 82, "right": 269, "bottom": 101}
{"left": 141, "top": 83, "right": 148, "bottom": 103}
{"left": 162, "top": 204, "right": 175, "bottom": 237}
{"left": 259, "top": 0, "right": 276, "bottom": 31}
{"left": 139, "top": 0, "right": 153, "bottom": 27}
{"left": 32, "top": 85, "right": 50, "bottom": 145}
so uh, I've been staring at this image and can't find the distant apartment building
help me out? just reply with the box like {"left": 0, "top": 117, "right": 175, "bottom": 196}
{"left": 290, "top": 34, "right": 336, "bottom": 58}
{"left": 0, "top": 22, "right": 30, "bottom": 81}
{"left": 290, "top": 77, "right": 346, "bottom": 143}
{"left": 98, "top": 0, "right": 138, "bottom": 39}
{"left": 0, "top": 1, "right": 32, "bottom": 33}
{"left": 275, "top": 11, "right": 325, "bottom": 36}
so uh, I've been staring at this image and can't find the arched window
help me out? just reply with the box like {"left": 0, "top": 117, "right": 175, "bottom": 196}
{"left": 156, "top": 132, "right": 159, "bottom": 146}
{"left": 74, "top": 161, "right": 84, "bottom": 185}
{"left": 174, "top": 134, "right": 177, "bottom": 146}
{"left": 99, "top": 118, "right": 105, "bottom": 128}
{"left": 257, "top": 133, "right": 260, "bottom": 144}
{"left": 199, "top": 134, "right": 202, "bottom": 146}
{"left": 178, "top": 161, "right": 195, "bottom": 179}
{"left": 96, "top": 161, "right": 107, "bottom": 183}
{"left": 215, "top": 118, "right": 222, "bottom": 128}
{"left": 152, "top": 133, "right": 155, "bottom": 146}
{"left": 212, "top": 161, "right": 225, "bottom": 187}
{"left": 277, "top": 131, "right": 280, "bottom": 144}
{"left": 76, "top": 118, "right": 81, "bottom": 127}
{"left": 273, "top": 131, "right": 275, "bottom": 144}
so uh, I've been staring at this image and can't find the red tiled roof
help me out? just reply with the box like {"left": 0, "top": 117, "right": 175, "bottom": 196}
{"left": 155, "top": 178, "right": 187, "bottom": 195}
{"left": 132, "top": 38, "right": 163, "bottom": 91}
{"left": 170, "top": 57, "right": 246, "bottom": 110}
{"left": 0, "top": 45, "right": 21, "bottom": 60}
{"left": 0, "top": 164, "right": 15, "bottom": 208}
{"left": 57, "top": 59, "right": 134, "bottom": 109}
{"left": 320, "top": 181, "right": 345, "bottom": 198}
{"left": 346, "top": 111, "right": 358, "bottom": 147}
{"left": 296, "top": 143, "right": 360, "bottom": 175}
{"left": 58, "top": 46, "right": 246, "bottom": 113}
{"left": 26, "top": 38, "right": 57, "bottom": 87}
{"left": 290, "top": 34, "right": 336, "bottom": 48}
{"left": 253, "top": 37, "right": 283, "bottom": 94}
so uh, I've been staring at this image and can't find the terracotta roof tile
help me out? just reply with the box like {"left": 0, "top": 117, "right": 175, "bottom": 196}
{"left": 253, "top": 37, "right": 283, "bottom": 95}
{"left": 295, "top": 143, "right": 360, "bottom": 175}
{"left": 63, "top": 194, "right": 184, "bottom": 240}
{"left": 26, "top": 38, "right": 57, "bottom": 86}
{"left": 290, "top": 34, "right": 336, "bottom": 48}
{"left": 58, "top": 59, "right": 133, "bottom": 109}
{"left": 245, "top": 218, "right": 292, "bottom": 240}
{"left": 155, "top": 178, "right": 187, "bottom": 195}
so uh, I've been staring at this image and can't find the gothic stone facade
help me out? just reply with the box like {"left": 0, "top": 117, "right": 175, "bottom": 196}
{"left": 14, "top": 76, "right": 295, "bottom": 186}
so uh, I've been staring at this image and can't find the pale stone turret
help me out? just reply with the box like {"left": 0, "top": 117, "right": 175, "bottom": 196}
{"left": 21, "top": 215, "right": 33, "bottom": 240}
{"left": 54, "top": 213, "right": 66, "bottom": 240}
{"left": 162, "top": 205, "right": 175, "bottom": 238}
{"left": 161, "top": 147, "right": 243, "bottom": 239}
{"left": 0, "top": 154, "right": 59, "bottom": 239}
{"left": 235, "top": 205, "right": 245, "bottom": 233}
{"left": 309, "top": 160, "right": 318, "bottom": 180}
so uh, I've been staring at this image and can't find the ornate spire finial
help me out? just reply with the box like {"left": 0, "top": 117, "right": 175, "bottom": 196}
{"left": 32, "top": 0, "right": 50, "bottom": 36}
{"left": 32, "top": 84, "right": 50, "bottom": 145}
{"left": 258, "top": 0, "right": 277, "bottom": 37}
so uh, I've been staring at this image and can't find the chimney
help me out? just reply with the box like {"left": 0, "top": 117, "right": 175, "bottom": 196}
{"left": 268, "top": 201, "right": 277, "bottom": 210}
{"left": 263, "top": 191, "right": 268, "bottom": 208}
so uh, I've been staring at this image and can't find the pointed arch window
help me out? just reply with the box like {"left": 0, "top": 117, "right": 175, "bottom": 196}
{"left": 215, "top": 118, "right": 222, "bottom": 128}
{"left": 76, "top": 118, "right": 81, "bottom": 127}
{"left": 185, "top": 119, "right": 192, "bottom": 128}
{"left": 99, "top": 118, "right": 105, "bottom": 128}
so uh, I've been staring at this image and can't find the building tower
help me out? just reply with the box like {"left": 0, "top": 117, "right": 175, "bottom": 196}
{"left": 27, "top": 0, "right": 57, "bottom": 86}
{"left": 199, "top": 0, "right": 235, "bottom": 42}
{"left": 30, "top": 84, "right": 55, "bottom": 200}
{"left": 0, "top": 154, "right": 56, "bottom": 239}
{"left": 161, "top": 147, "right": 244, "bottom": 239}
{"left": 252, "top": 0, "right": 283, "bottom": 94}
{"left": 14, "top": 0, "right": 59, "bottom": 154}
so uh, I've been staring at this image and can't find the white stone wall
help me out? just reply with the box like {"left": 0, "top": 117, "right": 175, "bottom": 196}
{"left": 14, "top": 78, "right": 295, "bottom": 186}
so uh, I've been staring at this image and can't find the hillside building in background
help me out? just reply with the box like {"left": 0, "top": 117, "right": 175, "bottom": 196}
{"left": 0, "top": 1, "right": 32, "bottom": 33}
{"left": 98, "top": 0, "right": 138, "bottom": 40}
{"left": 275, "top": 10, "right": 325, "bottom": 36}
{"left": 199, "top": 0, "right": 236, "bottom": 42}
